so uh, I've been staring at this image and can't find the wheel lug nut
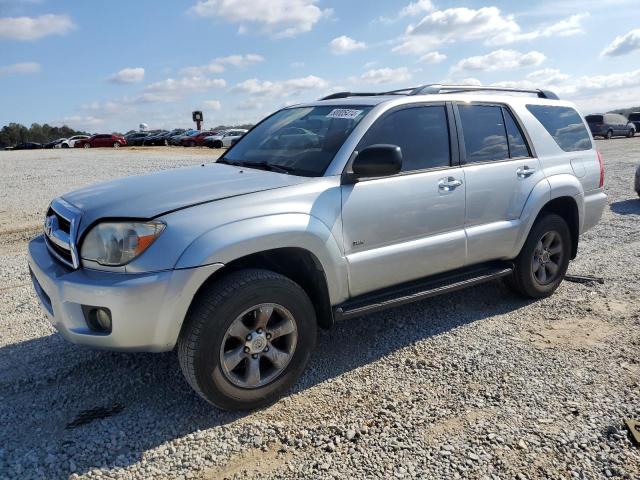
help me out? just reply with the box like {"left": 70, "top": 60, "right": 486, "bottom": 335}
{"left": 246, "top": 334, "right": 252, "bottom": 340}
{"left": 256, "top": 328, "right": 263, "bottom": 334}
{"left": 243, "top": 347, "right": 250, "bottom": 353}
{"left": 264, "top": 346, "right": 269, "bottom": 352}
{"left": 266, "top": 333, "right": 272, "bottom": 339}
{"left": 252, "top": 354, "right": 258, "bottom": 359}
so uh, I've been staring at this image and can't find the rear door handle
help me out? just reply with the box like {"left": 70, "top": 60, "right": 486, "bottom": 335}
{"left": 438, "top": 177, "right": 463, "bottom": 191}
{"left": 516, "top": 166, "right": 536, "bottom": 178}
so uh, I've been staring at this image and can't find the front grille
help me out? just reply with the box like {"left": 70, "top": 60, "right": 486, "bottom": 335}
{"left": 45, "top": 236, "right": 74, "bottom": 264}
{"left": 44, "top": 198, "right": 82, "bottom": 269}
{"left": 46, "top": 207, "right": 71, "bottom": 233}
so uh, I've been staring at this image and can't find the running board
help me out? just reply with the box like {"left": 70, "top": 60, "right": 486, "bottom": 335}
{"left": 334, "top": 263, "right": 513, "bottom": 321}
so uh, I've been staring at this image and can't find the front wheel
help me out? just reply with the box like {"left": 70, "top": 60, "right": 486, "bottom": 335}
{"left": 178, "top": 269, "right": 317, "bottom": 410}
{"left": 605, "top": 129, "right": 613, "bottom": 139}
{"left": 113, "top": 142, "right": 120, "bottom": 148}
{"left": 83, "top": 143, "right": 90, "bottom": 149}
{"left": 505, "top": 213, "right": 571, "bottom": 299}
{"left": 628, "top": 129, "right": 635, "bottom": 138}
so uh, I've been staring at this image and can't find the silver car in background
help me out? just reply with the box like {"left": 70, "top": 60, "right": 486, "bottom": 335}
{"left": 28, "top": 84, "right": 607, "bottom": 410}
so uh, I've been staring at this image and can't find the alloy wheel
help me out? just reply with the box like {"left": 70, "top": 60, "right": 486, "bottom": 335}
{"left": 531, "top": 230, "right": 564, "bottom": 285}
{"left": 219, "top": 303, "right": 298, "bottom": 389}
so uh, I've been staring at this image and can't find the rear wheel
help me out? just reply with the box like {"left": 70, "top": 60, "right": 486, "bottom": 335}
{"left": 627, "top": 129, "right": 635, "bottom": 138}
{"left": 61, "top": 143, "right": 69, "bottom": 149}
{"left": 178, "top": 269, "right": 317, "bottom": 410}
{"left": 188, "top": 141, "right": 196, "bottom": 147}
{"left": 113, "top": 142, "right": 120, "bottom": 148}
{"left": 214, "top": 140, "right": 223, "bottom": 149}
{"left": 83, "top": 143, "right": 90, "bottom": 149}
{"left": 605, "top": 129, "right": 613, "bottom": 139}
{"left": 506, "top": 213, "right": 571, "bottom": 299}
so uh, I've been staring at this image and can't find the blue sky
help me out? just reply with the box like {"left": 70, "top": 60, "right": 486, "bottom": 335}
{"left": 1, "top": 0, "right": 639, "bottom": 132}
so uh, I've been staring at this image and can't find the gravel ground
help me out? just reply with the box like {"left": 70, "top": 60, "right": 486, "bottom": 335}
{"left": 0, "top": 141, "right": 639, "bottom": 479}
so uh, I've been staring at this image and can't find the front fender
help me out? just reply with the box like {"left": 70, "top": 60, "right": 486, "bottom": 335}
{"left": 175, "top": 213, "right": 349, "bottom": 304}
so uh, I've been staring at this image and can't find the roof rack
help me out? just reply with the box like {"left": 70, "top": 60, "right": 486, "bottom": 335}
{"left": 409, "top": 84, "right": 560, "bottom": 100}
{"left": 320, "top": 84, "right": 559, "bottom": 101}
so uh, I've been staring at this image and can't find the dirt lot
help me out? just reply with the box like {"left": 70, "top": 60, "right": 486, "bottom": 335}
{"left": 0, "top": 141, "right": 639, "bottom": 479}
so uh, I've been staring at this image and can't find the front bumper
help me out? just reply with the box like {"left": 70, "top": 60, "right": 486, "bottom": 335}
{"left": 28, "top": 235, "right": 223, "bottom": 352}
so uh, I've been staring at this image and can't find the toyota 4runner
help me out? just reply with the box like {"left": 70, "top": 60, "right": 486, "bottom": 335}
{"left": 28, "top": 84, "right": 607, "bottom": 410}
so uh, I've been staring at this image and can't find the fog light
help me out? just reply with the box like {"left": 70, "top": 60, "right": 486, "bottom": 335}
{"left": 83, "top": 306, "right": 112, "bottom": 333}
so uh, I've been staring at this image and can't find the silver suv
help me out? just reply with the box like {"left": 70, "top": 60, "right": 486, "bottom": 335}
{"left": 28, "top": 84, "right": 607, "bottom": 410}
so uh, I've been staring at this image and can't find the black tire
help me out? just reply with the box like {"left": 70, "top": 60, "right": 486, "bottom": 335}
{"left": 627, "top": 129, "right": 635, "bottom": 138}
{"left": 178, "top": 269, "right": 317, "bottom": 410}
{"left": 505, "top": 213, "right": 571, "bottom": 299}
{"left": 61, "top": 143, "right": 69, "bottom": 149}
{"left": 605, "top": 129, "right": 613, "bottom": 139}
{"left": 214, "top": 140, "right": 223, "bottom": 149}
{"left": 113, "top": 142, "right": 120, "bottom": 148}
{"left": 188, "top": 141, "right": 196, "bottom": 147}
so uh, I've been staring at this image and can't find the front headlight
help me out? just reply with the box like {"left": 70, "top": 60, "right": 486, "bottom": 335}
{"left": 80, "top": 221, "right": 165, "bottom": 266}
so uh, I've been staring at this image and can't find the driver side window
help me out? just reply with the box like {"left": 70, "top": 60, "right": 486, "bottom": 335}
{"left": 358, "top": 105, "right": 451, "bottom": 172}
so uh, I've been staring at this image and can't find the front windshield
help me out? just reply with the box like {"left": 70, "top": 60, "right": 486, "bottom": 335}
{"left": 221, "top": 105, "right": 372, "bottom": 177}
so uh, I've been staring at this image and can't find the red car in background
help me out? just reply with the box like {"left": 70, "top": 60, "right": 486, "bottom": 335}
{"left": 179, "top": 130, "right": 222, "bottom": 147}
{"left": 74, "top": 134, "right": 127, "bottom": 148}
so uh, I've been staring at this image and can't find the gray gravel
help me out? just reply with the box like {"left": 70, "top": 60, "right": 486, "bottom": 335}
{"left": 1, "top": 142, "right": 639, "bottom": 479}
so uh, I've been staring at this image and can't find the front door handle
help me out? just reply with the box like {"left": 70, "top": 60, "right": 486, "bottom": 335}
{"left": 438, "top": 177, "right": 463, "bottom": 191}
{"left": 516, "top": 166, "right": 536, "bottom": 178}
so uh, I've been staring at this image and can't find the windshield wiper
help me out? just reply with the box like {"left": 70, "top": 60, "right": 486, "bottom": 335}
{"left": 232, "top": 161, "right": 296, "bottom": 174}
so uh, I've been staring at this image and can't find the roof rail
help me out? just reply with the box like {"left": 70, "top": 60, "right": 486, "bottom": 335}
{"left": 319, "top": 84, "right": 560, "bottom": 101}
{"left": 409, "top": 84, "right": 560, "bottom": 100}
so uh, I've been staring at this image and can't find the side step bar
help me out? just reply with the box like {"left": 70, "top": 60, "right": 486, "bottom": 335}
{"left": 333, "top": 263, "right": 513, "bottom": 321}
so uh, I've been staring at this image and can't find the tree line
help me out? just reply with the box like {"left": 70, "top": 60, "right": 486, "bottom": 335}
{"left": 0, "top": 123, "right": 89, "bottom": 148}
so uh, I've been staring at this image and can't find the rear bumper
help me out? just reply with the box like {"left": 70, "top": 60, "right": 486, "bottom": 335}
{"left": 28, "top": 235, "right": 223, "bottom": 352}
{"left": 581, "top": 190, "right": 607, "bottom": 233}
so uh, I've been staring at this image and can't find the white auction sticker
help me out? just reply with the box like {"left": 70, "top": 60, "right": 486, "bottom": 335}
{"left": 326, "top": 108, "right": 363, "bottom": 119}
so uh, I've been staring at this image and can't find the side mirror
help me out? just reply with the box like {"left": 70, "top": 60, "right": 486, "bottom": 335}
{"left": 351, "top": 144, "right": 403, "bottom": 178}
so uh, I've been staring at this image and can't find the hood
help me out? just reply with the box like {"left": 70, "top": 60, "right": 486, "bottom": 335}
{"left": 62, "top": 163, "right": 310, "bottom": 233}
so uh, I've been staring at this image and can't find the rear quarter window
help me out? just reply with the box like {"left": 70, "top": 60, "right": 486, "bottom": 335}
{"left": 526, "top": 105, "right": 592, "bottom": 152}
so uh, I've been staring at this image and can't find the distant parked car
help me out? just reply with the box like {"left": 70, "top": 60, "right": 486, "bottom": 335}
{"left": 75, "top": 134, "right": 127, "bottom": 148}
{"left": 142, "top": 130, "right": 170, "bottom": 146}
{"left": 146, "top": 129, "right": 185, "bottom": 146}
{"left": 10, "top": 142, "right": 43, "bottom": 150}
{"left": 179, "top": 130, "right": 220, "bottom": 147}
{"left": 44, "top": 138, "right": 67, "bottom": 149}
{"left": 125, "top": 132, "right": 150, "bottom": 146}
{"left": 586, "top": 113, "right": 635, "bottom": 139}
{"left": 60, "top": 135, "right": 89, "bottom": 148}
{"left": 169, "top": 129, "right": 198, "bottom": 145}
{"left": 204, "top": 129, "right": 248, "bottom": 148}
{"left": 628, "top": 112, "right": 640, "bottom": 132}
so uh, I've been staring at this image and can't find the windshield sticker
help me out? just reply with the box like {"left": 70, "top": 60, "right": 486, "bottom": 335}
{"left": 326, "top": 109, "right": 363, "bottom": 120}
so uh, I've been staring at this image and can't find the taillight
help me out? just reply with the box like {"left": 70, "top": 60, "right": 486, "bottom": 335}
{"left": 597, "top": 150, "right": 604, "bottom": 188}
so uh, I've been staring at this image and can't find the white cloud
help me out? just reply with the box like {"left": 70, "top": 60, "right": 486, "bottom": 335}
{"left": 329, "top": 35, "right": 366, "bottom": 54}
{"left": 601, "top": 28, "right": 640, "bottom": 57}
{"left": 356, "top": 67, "right": 412, "bottom": 85}
{"left": 452, "top": 49, "right": 546, "bottom": 73}
{"left": 525, "top": 68, "right": 570, "bottom": 84}
{"left": 204, "top": 100, "right": 222, "bottom": 110}
{"left": 134, "top": 76, "right": 226, "bottom": 103}
{"left": 0, "top": 14, "right": 75, "bottom": 41}
{"left": 0, "top": 61, "right": 40, "bottom": 76}
{"left": 232, "top": 75, "right": 328, "bottom": 97}
{"left": 491, "top": 13, "right": 589, "bottom": 44}
{"left": 377, "top": 0, "right": 433, "bottom": 23}
{"left": 108, "top": 67, "right": 145, "bottom": 84}
{"left": 393, "top": 8, "right": 587, "bottom": 54}
{"left": 418, "top": 51, "right": 446, "bottom": 64}
{"left": 181, "top": 54, "right": 264, "bottom": 76}
{"left": 399, "top": 0, "right": 434, "bottom": 17}
{"left": 189, "top": 0, "right": 331, "bottom": 37}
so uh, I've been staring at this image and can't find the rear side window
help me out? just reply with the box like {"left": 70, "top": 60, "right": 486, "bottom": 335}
{"left": 359, "top": 105, "right": 451, "bottom": 172}
{"left": 586, "top": 115, "right": 603, "bottom": 123}
{"left": 458, "top": 105, "right": 509, "bottom": 162}
{"left": 526, "top": 105, "right": 592, "bottom": 152}
{"left": 503, "top": 108, "right": 530, "bottom": 158}
{"left": 629, "top": 113, "right": 640, "bottom": 121}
